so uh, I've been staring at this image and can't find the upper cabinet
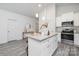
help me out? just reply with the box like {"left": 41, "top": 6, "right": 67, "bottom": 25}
{"left": 74, "top": 12, "right": 79, "bottom": 26}
{"left": 56, "top": 12, "right": 74, "bottom": 27}
{"left": 62, "top": 12, "right": 74, "bottom": 21}
{"left": 56, "top": 16, "right": 62, "bottom": 27}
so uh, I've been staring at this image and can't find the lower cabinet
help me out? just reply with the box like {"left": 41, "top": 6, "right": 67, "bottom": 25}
{"left": 28, "top": 35, "right": 58, "bottom": 56}
{"left": 57, "top": 33, "right": 61, "bottom": 42}
{"left": 41, "top": 35, "right": 58, "bottom": 56}
{"left": 41, "top": 41, "right": 50, "bottom": 56}
{"left": 74, "top": 34, "right": 79, "bottom": 46}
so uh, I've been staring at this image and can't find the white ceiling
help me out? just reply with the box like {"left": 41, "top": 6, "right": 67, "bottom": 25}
{"left": 1, "top": 3, "right": 78, "bottom": 18}
{"left": 0, "top": 3, "right": 52, "bottom": 18}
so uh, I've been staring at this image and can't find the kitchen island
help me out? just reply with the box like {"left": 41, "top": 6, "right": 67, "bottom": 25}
{"left": 28, "top": 33, "right": 58, "bottom": 56}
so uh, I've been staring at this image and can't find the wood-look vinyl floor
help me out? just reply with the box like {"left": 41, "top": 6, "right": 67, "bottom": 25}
{"left": 0, "top": 39, "right": 79, "bottom": 56}
{"left": 53, "top": 43, "right": 79, "bottom": 56}
{"left": 0, "top": 39, "right": 27, "bottom": 56}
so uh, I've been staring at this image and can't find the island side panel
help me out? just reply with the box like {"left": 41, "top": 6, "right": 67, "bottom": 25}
{"left": 28, "top": 35, "right": 58, "bottom": 56}
{"left": 41, "top": 35, "right": 58, "bottom": 56}
{"left": 28, "top": 38, "right": 42, "bottom": 56}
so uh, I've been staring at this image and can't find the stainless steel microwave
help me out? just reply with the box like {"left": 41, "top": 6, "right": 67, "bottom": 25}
{"left": 62, "top": 21, "right": 74, "bottom": 27}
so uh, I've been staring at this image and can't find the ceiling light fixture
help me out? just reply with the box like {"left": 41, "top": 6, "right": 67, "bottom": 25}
{"left": 35, "top": 13, "right": 39, "bottom": 18}
{"left": 38, "top": 4, "right": 42, "bottom": 7}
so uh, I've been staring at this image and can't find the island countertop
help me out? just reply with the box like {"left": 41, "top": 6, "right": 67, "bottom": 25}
{"left": 28, "top": 32, "right": 58, "bottom": 56}
{"left": 28, "top": 33, "right": 57, "bottom": 41}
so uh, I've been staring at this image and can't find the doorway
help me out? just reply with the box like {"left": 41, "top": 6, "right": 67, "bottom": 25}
{"left": 7, "top": 19, "right": 17, "bottom": 42}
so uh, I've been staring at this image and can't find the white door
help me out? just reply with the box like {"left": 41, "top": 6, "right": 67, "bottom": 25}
{"left": 7, "top": 19, "right": 17, "bottom": 41}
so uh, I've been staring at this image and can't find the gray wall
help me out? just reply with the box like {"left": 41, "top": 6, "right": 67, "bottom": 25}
{"left": 56, "top": 3, "right": 79, "bottom": 17}
{"left": 39, "top": 4, "right": 56, "bottom": 33}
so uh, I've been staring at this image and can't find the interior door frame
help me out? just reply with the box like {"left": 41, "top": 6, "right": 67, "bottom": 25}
{"left": 7, "top": 19, "right": 17, "bottom": 42}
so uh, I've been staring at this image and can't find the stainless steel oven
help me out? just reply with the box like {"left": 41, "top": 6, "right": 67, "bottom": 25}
{"left": 61, "top": 29, "right": 74, "bottom": 40}
{"left": 61, "top": 21, "right": 74, "bottom": 41}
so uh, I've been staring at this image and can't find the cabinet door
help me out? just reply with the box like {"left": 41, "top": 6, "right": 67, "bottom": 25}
{"left": 74, "top": 34, "right": 79, "bottom": 45}
{"left": 42, "top": 36, "right": 57, "bottom": 56}
{"left": 57, "top": 33, "right": 61, "bottom": 42}
{"left": 48, "top": 37, "right": 55, "bottom": 55}
{"left": 56, "top": 17, "right": 62, "bottom": 27}
{"left": 53, "top": 36, "right": 58, "bottom": 52}
{"left": 28, "top": 38, "right": 42, "bottom": 56}
{"left": 49, "top": 36, "right": 58, "bottom": 55}
{"left": 42, "top": 41, "right": 50, "bottom": 56}
{"left": 74, "top": 13, "right": 79, "bottom": 26}
{"left": 62, "top": 12, "right": 74, "bottom": 21}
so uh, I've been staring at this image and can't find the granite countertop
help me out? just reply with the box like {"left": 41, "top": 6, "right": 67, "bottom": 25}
{"left": 28, "top": 33, "right": 57, "bottom": 41}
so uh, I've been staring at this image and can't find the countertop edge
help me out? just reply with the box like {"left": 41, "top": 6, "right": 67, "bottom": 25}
{"left": 28, "top": 34, "right": 57, "bottom": 42}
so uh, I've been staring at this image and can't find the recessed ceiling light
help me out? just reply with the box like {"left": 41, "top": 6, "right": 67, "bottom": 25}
{"left": 35, "top": 13, "right": 39, "bottom": 18}
{"left": 38, "top": 4, "right": 42, "bottom": 7}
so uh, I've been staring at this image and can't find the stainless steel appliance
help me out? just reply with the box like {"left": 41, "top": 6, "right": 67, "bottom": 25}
{"left": 61, "top": 29, "right": 74, "bottom": 40}
{"left": 62, "top": 21, "right": 73, "bottom": 27}
{"left": 61, "top": 21, "right": 74, "bottom": 41}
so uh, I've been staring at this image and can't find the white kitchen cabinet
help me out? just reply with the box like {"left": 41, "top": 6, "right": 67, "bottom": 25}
{"left": 57, "top": 33, "right": 61, "bottom": 42}
{"left": 56, "top": 12, "right": 74, "bottom": 27}
{"left": 74, "top": 13, "right": 79, "bottom": 26}
{"left": 45, "top": 35, "right": 58, "bottom": 55}
{"left": 41, "top": 35, "right": 58, "bottom": 56}
{"left": 74, "top": 34, "right": 79, "bottom": 46}
{"left": 56, "top": 16, "right": 62, "bottom": 27}
{"left": 61, "top": 12, "right": 74, "bottom": 21}
{"left": 41, "top": 40, "right": 50, "bottom": 56}
{"left": 28, "top": 34, "right": 58, "bottom": 56}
